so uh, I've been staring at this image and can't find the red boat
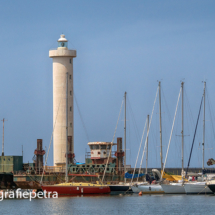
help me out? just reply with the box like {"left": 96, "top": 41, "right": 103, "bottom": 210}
{"left": 41, "top": 182, "right": 110, "bottom": 195}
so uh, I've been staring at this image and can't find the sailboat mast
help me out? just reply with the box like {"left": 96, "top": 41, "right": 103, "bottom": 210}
{"left": 146, "top": 114, "right": 149, "bottom": 174}
{"left": 124, "top": 91, "right": 127, "bottom": 183}
{"left": 203, "top": 82, "right": 206, "bottom": 170}
{"left": 181, "top": 82, "right": 184, "bottom": 179}
{"left": 65, "top": 72, "right": 68, "bottom": 183}
{"left": 159, "top": 82, "right": 163, "bottom": 171}
{"left": 2, "top": 118, "right": 5, "bottom": 156}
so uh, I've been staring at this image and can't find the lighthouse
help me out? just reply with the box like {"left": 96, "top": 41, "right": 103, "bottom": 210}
{"left": 49, "top": 34, "right": 76, "bottom": 166}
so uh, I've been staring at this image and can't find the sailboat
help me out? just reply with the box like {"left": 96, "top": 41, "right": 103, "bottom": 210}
{"left": 108, "top": 92, "right": 134, "bottom": 192}
{"left": 131, "top": 82, "right": 164, "bottom": 194}
{"left": 184, "top": 82, "right": 213, "bottom": 194}
{"left": 41, "top": 73, "right": 110, "bottom": 195}
{"left": 206, "top": 179, "right": 215, "bottom": 193}
{"left": 161, "top": 82, "right": 186, "bottom": 194}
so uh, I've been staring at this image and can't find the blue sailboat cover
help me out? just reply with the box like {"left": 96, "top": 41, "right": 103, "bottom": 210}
{"left": 124, "top": 172, "right": 145, "bottom": 179}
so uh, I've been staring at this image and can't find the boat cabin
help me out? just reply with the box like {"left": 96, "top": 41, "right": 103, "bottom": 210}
{"left": 88, "top": 142, "right": 116, "bottom": 164}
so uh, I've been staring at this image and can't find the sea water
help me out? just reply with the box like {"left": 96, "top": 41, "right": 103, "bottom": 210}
{"left": 1, "top": 193, "right": 215, "bottom": 215}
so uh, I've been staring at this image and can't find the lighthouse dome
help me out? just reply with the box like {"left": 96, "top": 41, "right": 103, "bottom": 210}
{"left": 58, "top": 34, "right": 68, "bottom": 48}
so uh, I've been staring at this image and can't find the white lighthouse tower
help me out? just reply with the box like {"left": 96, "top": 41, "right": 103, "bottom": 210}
{"left": 49, "top": 34, "right": 76, "bottom": 166}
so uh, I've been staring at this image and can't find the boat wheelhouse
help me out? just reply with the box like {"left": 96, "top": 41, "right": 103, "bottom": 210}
{"left": 88, "top": 142, "right": 117, "bottom": 164}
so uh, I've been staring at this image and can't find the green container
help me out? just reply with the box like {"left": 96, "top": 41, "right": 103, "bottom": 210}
{"left": 0, "top": 156, "right": 23, "bottom": 173}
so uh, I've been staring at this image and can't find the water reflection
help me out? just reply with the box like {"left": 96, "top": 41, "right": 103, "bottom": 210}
{"left": 1, "top": 194, "right": 215, "bottom": 215}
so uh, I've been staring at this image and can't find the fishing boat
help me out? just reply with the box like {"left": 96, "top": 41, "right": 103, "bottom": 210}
{"left": 41, "top": 73, "right": 110, "bottom": 195}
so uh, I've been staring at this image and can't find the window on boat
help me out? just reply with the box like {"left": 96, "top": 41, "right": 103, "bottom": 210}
{"left": 90, "top": 145, "right": 94, "bottom": 150}
{"left": 107, "top": 145, "right": 111, "bottom": 149}
{"left": 101, "top": 145, "right": 106, "bottom": 149}
{"left": 95, "top": 145, "right": 99, "bottom": 149}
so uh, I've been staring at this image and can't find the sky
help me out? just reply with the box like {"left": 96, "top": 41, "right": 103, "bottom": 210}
{"left": 0, "top": 0, "right": 215, "bottom": 169}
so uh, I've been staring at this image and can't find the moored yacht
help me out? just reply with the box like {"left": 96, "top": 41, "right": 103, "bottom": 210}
{"left": 161, "top": 83, "right": 186, "bottom": 194}
{"left": 131, "top": 170, "right": 164, "bottom": 194}
{"left": 161, "top": 183, "right": 185, "bottom": 194}
{"left": 132, "top": 82, "right": 164, "bottom": 195}
{"left": 132, "top": 182, "right": 164, "bottom": 194}
{"left": 206, "top": 180, "right": 215, "bottom": 193}
{"left": 109, "top": 182, "right": 133, "bottom": 192}
{"left": 184, "top": 82, "right": 213, "bottom": 195}
{"left": 184, "top": 181, "right": 212, "bottom": 194}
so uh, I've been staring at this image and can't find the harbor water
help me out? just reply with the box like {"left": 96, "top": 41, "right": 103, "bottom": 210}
{"left": 1, "top": 193, "right": 215, "bottom": 215}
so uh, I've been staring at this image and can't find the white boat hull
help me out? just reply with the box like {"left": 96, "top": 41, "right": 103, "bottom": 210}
{"left": 184, "top": 182, "right": 212, "bottom": 194}
{"left": 132, "top": 184, "right": 164, "bottom": 194}
{"left": 161, "top": 183, "right": 185, "bottom": 194}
